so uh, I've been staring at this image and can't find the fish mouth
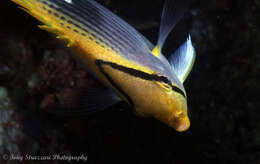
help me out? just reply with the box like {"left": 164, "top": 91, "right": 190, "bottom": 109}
{"left": 174, "top": 116, "right": 190, "bottom": 132}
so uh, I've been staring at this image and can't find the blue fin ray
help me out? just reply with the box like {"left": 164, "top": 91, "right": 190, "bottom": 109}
{"left": 157, "top": 0, "right": 190, "bottom": 50}
{"left": 169, "top": 35, "right": 195, "bottom": 83}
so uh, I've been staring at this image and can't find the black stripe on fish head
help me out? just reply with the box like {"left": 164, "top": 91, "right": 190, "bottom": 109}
{"left": 95, "top": 60, "right": 186, "bottom": 98}
{"left": 95, "top": 60, "right": 134, "bottom": 107}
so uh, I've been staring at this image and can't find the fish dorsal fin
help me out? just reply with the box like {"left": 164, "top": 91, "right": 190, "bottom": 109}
{"left": 155, "top": 0, "right": 190, "bottom": 54}
{"left": 169, "top": 35, "right": 195, "bottom": 83}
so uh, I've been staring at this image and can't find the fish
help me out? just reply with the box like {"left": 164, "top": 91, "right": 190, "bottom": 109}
{"left": 10, "top": 0, "right": 195, "bottom": 132}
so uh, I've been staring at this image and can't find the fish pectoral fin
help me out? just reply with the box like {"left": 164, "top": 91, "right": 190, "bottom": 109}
{"left": 169, "top": 35, "right": 195, "bottom": 83}
{"left": 156, "top": 0, "right": 190, "bottom": 51}
{"left": 48, "top": 86, "right": 121, "bottom": 118}
{"left": 134, "top": 108, "right": 150, "bottom": 118}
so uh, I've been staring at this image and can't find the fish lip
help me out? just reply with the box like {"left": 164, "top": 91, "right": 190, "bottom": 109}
{"left": 174, "top": 116, "right": 190, "bottom": 132}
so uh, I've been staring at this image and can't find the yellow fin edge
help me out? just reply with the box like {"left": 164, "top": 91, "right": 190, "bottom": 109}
{"left": 151, "top": 46, "right": 161, "bottom": 57}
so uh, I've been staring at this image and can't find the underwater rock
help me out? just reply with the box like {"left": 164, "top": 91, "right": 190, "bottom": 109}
{"left": 0, "top": 87, "right": 39, "bottom": 159}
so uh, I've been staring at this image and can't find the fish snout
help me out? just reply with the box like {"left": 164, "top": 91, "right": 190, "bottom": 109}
{"left": 172, "top": 116, "right": 190, "bottom": 132}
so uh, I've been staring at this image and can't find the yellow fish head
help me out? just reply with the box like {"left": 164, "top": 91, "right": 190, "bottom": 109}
{"left": 133, "top": 78, "right": 190, "bottom": 132}
{"left": 155, "top": 82, "right": 190, "bottom": 132}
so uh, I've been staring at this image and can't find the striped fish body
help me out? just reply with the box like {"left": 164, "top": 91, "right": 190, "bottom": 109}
{"left": 11, "top": 0, "right": 191, "bottom": 132}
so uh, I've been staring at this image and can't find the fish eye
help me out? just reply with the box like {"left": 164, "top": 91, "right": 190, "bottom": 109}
{"left": 157, "top": 81, "right": 172, "bottom": 92}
